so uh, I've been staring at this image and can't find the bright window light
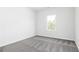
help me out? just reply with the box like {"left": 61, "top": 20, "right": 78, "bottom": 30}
{"left": 47, "top": 15, "right": 56, "bottom": 31}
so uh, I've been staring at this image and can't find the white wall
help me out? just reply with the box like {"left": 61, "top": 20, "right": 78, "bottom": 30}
{"left": 75, "top": 7, "right": 79, "bottom": 49}
{"left": 0, "top": 7, "right": 35, "bottom": 47}
{"left": 36, "top": 7, "right": 75, "bottom": 41}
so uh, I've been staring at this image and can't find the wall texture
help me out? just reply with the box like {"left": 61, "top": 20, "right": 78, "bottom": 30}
{"left": 36, "top": 7, "right": 75, "bottom": 41}
{"left": 0, "top": 7, "right": 35, "bottom": 47}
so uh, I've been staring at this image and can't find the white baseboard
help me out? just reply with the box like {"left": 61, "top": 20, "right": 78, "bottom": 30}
{"left": 0, "top": 34, "right": 36, "bottom": 47}
{"left": 36, "top": 34, "right": 74, "bottom": 41}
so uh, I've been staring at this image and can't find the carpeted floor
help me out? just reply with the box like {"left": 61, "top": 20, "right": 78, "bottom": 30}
{"left": 1, "top": 36, "right": 79, "bottom": 52}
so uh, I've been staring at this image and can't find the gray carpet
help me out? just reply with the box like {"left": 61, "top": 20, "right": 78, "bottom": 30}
{"left": 1, "top": 36, "right": 79, "bottom": 52}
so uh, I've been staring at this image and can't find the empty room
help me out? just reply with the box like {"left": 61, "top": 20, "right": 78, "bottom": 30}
{"left": 0, "top": 7, "right": 79, "bottom": 52}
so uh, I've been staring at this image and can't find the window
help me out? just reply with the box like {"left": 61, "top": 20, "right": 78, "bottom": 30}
{"left": 47, "top": 15, "right": 56, "bottom": 31}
